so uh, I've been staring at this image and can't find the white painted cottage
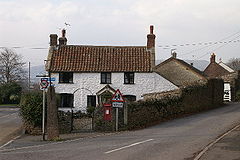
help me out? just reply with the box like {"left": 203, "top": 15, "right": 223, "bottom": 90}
{"left": 46, "top": 26, "right": 178, "bottom": 112}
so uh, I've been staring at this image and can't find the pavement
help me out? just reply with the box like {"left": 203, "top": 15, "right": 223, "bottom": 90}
{"left": 199, "top": 124, "right": 240, "bottom": 160}
{"left": 0, "top": 103, "right": 240, "bottom": 160}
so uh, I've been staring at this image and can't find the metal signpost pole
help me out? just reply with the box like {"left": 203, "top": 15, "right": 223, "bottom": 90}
{"left": 42, "top": 89, "right": 46, "bottom": 141}
{"left": 116, "top": 107, "right": 118, "bottom": 132}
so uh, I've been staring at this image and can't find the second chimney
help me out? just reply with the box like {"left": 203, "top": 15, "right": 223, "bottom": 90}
{"left": 147, "top": 25, "right": 156, "bottom": 49}
{"left": 147, "top": 25, "right": 156, "bottom": 70}
{"left": 59, "top": 29, "right": 67, "bottom": 46}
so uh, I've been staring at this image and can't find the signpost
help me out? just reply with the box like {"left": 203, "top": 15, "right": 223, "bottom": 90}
{"left": 112, "top": 89, "right": 124, "bottom": 132}
{"left": 40, "top": 78, "right": 49, "bottom": 140}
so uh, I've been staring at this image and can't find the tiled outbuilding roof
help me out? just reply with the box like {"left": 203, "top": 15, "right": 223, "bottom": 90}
{"left": 49, "top": 45, "right": 151, "bottom": 72}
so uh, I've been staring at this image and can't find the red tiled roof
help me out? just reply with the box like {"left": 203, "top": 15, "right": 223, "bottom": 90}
{"left": 49, "top": 45, "right": 151, "bottom": 72}
{"left": 204, "top": 62, "right": 230, "bottom": 78}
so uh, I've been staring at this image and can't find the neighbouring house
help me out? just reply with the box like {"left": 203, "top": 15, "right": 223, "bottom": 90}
{"left": 154, "top": 52, "right": 207, "bottom": 87}
{"left": 45, "top": 26, "right": 178, "bottom": 112}
{"left": 204, "top": 53, "right": 240, "bottom": 101}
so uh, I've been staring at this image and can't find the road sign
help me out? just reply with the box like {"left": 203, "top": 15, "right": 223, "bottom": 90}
{"left": 112, "top": 102, "right": 124, "bottom": 108}
{"left": 112, "top": 89, "right": 124, "bottom": 102}
{"left": 40, "top": 78, "right": 49, "bottom": 89}
{"left": 47, "top": 77, "right": 56, "bottom": 81}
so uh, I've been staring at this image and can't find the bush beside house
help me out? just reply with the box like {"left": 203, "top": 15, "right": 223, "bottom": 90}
{"left": 19, "top": 91, "right": 43, "bottom": 135}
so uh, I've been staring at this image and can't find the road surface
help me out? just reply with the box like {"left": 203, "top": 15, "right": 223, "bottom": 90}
{"left": 0, "top": 106, "right": 22, "bottom": 146}
{"left": 0, "top": 103, "right": 240, "bottom": 160}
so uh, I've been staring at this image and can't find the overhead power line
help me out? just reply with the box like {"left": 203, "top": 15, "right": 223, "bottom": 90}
{"left": 158, "top": 39, "right": 240, "bottom": 48}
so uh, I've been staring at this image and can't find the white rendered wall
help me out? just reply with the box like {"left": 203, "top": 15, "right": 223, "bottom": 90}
{"left": 51, "top": 72, "right": 178, "bottom": 112}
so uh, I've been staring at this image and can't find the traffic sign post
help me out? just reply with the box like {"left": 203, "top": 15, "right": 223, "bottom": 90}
{"left": 40, "top": 78, "right": 49, "bottom": 141}
{"left": 112, "top": 89, "right": 124, "bottom": 132}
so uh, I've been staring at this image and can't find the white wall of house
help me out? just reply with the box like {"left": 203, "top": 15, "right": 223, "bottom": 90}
{"left": 51, "top": 72, "right": 178, "bottom": 112}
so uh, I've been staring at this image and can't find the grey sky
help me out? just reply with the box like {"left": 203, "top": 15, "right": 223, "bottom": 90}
{"left": 0, "top": 0, "right": 240, "bottom": 66}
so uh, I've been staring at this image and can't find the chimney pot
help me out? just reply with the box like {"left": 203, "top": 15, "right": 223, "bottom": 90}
{"left": 59, "top": 29, "right": 67, "bottom": 46}
{"left": 150, "top": 25, "right": 154, "bottom": 34}
{"left": 62, "top": 29, "right": 66, "bottom": 37}
{"left": 50, "top": 34, "right": 58, "bottom": 46}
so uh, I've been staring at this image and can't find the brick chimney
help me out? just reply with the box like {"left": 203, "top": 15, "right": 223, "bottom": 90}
{"left": 50, "top": 34, "right": 58, "bottom": 46}
{"left": 147, "top": 25, "right": 156, "bottom": 69}
{"left": 58, "top": 29, "right": 67, "bottom": 46}
{"left": 210, "top": 53, "right": 216, "bottom": 63}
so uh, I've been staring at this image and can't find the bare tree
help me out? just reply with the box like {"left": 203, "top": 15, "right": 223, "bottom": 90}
{"left": 0, "top": 48, "right": 26, "bottom": 84}
{"left": 227, "top": 58, "right": 240, "bottom": 71}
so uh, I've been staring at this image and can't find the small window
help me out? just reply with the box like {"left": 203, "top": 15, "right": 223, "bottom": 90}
{"left": 87, "top": 95, "right": 96, "bottom": 107}
{"left": 58, "top": 93, "right": 73, "bottom": 108}
{"left": 101, "top": 72, "right": 111, "bottom": 84}
{"left": 59, "top": 72, "right": 73, "bottom": 83}
{"left": 124, "top": 72, "right": 134, "bottom": 84}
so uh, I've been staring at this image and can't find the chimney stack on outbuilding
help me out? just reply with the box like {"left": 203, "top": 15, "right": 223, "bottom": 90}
{"left": 172, "top": 51, "right": 177, "bottom": 58}
{"left": 58, "top": 29, "right": 67, "bottom": 46}
{"left": 50, "top": 34, "right": 58, "bottom": 46}
{"left": 147, "top": 25, "right": 156, "bottom": 69}
{"left": 210, "top": 53, "right": 216, "bottom": 63}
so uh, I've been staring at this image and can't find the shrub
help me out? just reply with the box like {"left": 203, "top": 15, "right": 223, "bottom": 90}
{"left": 236, "top": 90, "right": 240, "bottom": 101}
{"left": 19, "top": 91, "right": 43, "bottom": 127}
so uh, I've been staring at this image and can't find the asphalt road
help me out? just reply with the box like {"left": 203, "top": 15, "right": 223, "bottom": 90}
{"left": 1, "top": 103, "right": 240, "bottom": 160}
{"left": 0, "top": 106, "right": 22, "bottom": 146}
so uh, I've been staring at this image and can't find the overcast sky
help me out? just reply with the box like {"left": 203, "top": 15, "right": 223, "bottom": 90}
{"left": 0, "top": 0, "right": 240, "bottom": 66}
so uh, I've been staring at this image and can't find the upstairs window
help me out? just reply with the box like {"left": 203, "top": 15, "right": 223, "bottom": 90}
{"left": 124, "top": 72, "right": 134, "bottom": 84}
{"left": 59, "top": 72, "right": 73, "bottom": 83}
{"left": 101, "top": 72, "right": 111, "bottom": 84}
{"left": 58, "top": 93, "right": 73, "bottom": 108}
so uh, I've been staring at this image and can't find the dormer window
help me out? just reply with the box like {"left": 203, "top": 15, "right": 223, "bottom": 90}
{"left": 59, "top": 72, "right": 73, "bottom": 83}
{"left": 101, "top": 72, "right": 111, "bottom": 84}
{"left": 124, "top": 72, "right": 134, "bottom": 84}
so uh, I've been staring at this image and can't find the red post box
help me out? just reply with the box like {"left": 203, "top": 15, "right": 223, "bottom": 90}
{"left": 103, "top": 104, "right": 112, "bottom": 121}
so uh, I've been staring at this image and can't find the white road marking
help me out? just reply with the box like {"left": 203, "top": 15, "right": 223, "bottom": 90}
{"left": 0, "top": 113, "right": 17, "bottom": 119}
{"left": 194, "top": 124, "right": 240, "bottom": 160}
{"left": 0, "top": 135, "right": 21, "bottom": 149}
{"left": 105, "top": 139, "right": 154, "bottom": 154}
{"left": 0, "top": 132, "right": 115, "bottom": 153}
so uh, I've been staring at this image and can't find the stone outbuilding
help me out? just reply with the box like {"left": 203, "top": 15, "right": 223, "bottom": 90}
{"left": 154, "top": 53, "right": 207, "bottom": 87}
{"left": 204, "top": 53, "right": 240, "bottom": 101}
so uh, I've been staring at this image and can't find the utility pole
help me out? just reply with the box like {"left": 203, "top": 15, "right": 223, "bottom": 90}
{"left": 28, "top": 62, "right": 31, "bottom": 90}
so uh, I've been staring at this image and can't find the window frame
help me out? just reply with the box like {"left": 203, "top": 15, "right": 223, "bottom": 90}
{"left": 100, "top": 72, "right": 111, "bottom": 84}
{"left": 59, "top": 72, "right": 73, "bottom": 83}
{"left": 124, "top": 72, "right": 134, "bottom": 84}
{"left": 87, "top": 95, "right": 96, "bottom": 108}
{"left": 58, "top": 93, "right": 74, "bottom": 108}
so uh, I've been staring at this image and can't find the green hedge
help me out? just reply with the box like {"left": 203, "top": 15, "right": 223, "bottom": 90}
{"left": 19, "top": 91, "right": 43, "bottom": 127}
{"left": 127, "top": 96, "right": 183, "bottom": 130}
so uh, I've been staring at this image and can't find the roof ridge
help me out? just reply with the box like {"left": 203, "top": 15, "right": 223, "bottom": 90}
{"left": 61, "top": 45, "right": 147, "bottom": 48}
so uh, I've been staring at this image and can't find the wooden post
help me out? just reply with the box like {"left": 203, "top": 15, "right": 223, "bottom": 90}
{"left": 124, "top": 102, "right": 128, "bottom": 125}
{"left": 47, "top": 86, "right": 59, "bottom": 140}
